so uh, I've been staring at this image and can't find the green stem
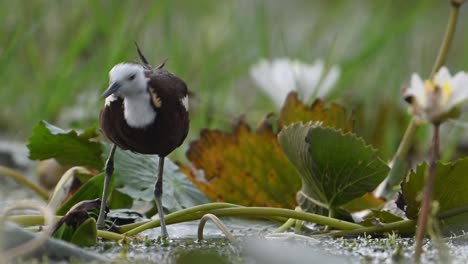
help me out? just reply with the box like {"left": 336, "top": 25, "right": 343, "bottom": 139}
{"left": 294, "top": 206, "right": 304, "bottom": 234}
{"left": 380, "top": 2, "right": 461, "bottom": 201}
{"left": 123, "top": 203, "right": 241, "bottom": 235}
{"left": 207, "top": 207, "right": 361, "bottom": 230}
{"left": 97, "top": 230, "right": 126, "bottom": 241}
{"left": 274, "top": 218, "right": 296, "bottom": 233}
{"left": 329, "top": 219, "right": 416, "bottom": 237}
{"left": 7, "top": 215, "right": 62, "bottom": 226}
{"left": 438, "top": 205, "right": 468, "bottom": 220}
{"left": 380, "top": 119, "right": 418, "bottom": 200}
{"left": 430, "top": 5, "right": 460, "bottom": 78}
{"left": 0, "top": 166, "right": 49, "bottom": 200}
{"left": 124, "top": 205, "right": 362, "bottom": 236}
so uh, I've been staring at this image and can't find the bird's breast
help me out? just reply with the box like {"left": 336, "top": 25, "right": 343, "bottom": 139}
{"left": 100, "top": 98, "right": 189, "bottom": 156}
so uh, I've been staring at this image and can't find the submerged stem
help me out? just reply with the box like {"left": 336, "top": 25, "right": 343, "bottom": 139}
{"left": 414, "top": 123, "right": 440, "bottom": 262}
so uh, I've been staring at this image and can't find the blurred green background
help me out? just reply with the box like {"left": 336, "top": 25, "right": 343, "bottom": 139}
{"left": 1, "top": 0, "right": 467, "bottom": 160}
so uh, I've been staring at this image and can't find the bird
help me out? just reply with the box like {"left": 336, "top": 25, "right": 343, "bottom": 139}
{"left": 96, "top": 44, "right": 189, "bottom": 240}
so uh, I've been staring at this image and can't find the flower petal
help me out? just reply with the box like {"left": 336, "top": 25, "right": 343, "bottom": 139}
{"left": 447, "top": 71, "right": 468, "bottom": 108}
{"left": 297, "top": 60, "right": 324, "bottom": 100}
{"left": 434, "top": 66, "right": 452, "bottom": 86}
{"left": 405, "top": 73, "right": 426, "bottom": 107}
{"left": 317, "top": 65, "right": 340, "bottom": 98}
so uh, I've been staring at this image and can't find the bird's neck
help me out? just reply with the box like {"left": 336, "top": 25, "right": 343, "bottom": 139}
{"left": 123, "top": 93, "right": 156, "bottom": 128}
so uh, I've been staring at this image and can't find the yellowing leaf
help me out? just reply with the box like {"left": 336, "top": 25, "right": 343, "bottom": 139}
{"left": 184, "top": 121, "right": 300, "bottom": 207}
{"left": 279, "top": 92, "right": 353, "bottom": 132}
{"left": 184, "top": 92, "right": 357, "bottom": 211}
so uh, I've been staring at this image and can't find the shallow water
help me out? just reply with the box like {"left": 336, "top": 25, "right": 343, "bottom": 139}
{"left": 3, "top": 141, "right": 468, "bottom": 263}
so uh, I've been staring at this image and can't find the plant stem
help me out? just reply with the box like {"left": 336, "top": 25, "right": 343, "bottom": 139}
{"left": 123, "top": 203, "right": 240, "bottom": 235}
{"left": 207, "top": 207, "right": 361, "bottom": 230}
{"left": 7, "top": 215, "right": 62, "bottom": 226}
{"left": 274, "top": 218, "right": 296, "bottom": 233}
{"left": 329, "top": 219, "right": 416, "bottom": 237}
{"left": 379, "top": 119, "right": 417, "bottom": 200}
{"left": 0, "top": 166, "right": 49, "bottom": 200}
{"left": 197, "top": 214, "right": 235, "bottom": 242}
{"left": 379, "top": 1, "right": 461, "bottom": 201}
{"left": 414, "top": 123, "right": 440, "bottom": 262}
{"left": 124, "top": 205, "right": 362, "bottom": 236}
{"left": 430, "top": 5, "right": 460, "bottom": 78}
{"left": 97, "top": 230, "right": 126, "bottom": 241}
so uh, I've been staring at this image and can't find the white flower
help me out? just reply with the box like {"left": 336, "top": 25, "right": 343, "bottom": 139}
{"left": 403, "top": 66, "right": 468, "bottom": 123}
{"left": 249, "top": 58, "right": 340, "bottom": 107}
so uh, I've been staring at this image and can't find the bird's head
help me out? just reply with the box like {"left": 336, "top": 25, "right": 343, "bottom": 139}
{"left": 102, "top": 63, "right": 147, "bottom": 99}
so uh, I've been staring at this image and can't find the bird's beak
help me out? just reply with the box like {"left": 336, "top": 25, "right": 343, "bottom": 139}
{"left": 101, "top": 82, "right": 121, "bottom": 99}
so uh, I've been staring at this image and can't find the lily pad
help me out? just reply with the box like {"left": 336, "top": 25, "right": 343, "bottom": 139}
{"left": 27, "top": 121, "right": 103, "bottom": 169}
{"left": 401, "top": 158, "right": 468, "bottom": 232}
{"left": 278, "top": 122, "right": 389, "bottom": 212}
{"left": 102, "top": 144, "right": 210, "bottom": 212}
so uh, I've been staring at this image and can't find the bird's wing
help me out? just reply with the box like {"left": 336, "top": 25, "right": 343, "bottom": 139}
{"left": 146, "top": 69, "right": 189, "bottom": 110}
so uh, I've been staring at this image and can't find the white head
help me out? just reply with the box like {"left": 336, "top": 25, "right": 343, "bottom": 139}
{"left": 102, "top": 63, "right": 147, "bottom": 99}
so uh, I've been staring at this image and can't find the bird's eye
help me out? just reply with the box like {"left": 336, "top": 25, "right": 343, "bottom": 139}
{"left": 128, "top": 74, "right": 136, "bottom": 81}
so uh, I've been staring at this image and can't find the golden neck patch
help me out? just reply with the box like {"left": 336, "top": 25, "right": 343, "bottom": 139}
{"left": 149, "top": 89, "right": 162, "bottom": 108}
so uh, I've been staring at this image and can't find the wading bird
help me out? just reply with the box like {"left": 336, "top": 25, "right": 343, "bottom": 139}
{"left": 96, "top": 44, "right": 189, "bottom": 240}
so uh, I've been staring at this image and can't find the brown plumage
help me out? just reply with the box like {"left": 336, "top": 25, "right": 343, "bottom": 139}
{"left": 96, "top": 46, "right": 190, "bottom": 240}
{"left": 99, "top": 69, "right": 189, "bottom": 156}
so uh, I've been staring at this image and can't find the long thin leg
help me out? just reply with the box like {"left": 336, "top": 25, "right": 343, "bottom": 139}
{"left": 154, "top": 156, "right": 168, "bottom": 240}
{"left": 97, "top": 144, "right": 117, "bottom": 229}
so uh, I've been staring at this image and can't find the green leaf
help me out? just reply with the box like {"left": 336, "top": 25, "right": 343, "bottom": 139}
{"left": 53, "top": 199, "right": 100, "bottom": 246}
{"left": 108, "top": 190, "right": 133, "bottom": 209}
{"left": 70, "top": 218, "right": 97, "bottom": 247}
{"left": 48, "top": 167, "right": 93, "bottom": 210}
{"left": 401, "top": 158, "right": 468, "bottom": 231}
{"left": 27, "top": 121, "right": 103, "bottom": 169}
{"left": 102, "top": 144, "right": 210, "bottom": 212}
{"left": 57, "top": 173, "right": 108, "bottom": 215}
{"left": 278, "top": 122, "right": 389, "bottom": 211}
{"left": 360, "top": 210, "right": 404, "bottom": 227}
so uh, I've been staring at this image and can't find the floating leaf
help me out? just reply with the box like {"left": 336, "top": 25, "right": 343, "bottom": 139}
{"left": 102, "top": 144, "right": 210, "bottom": 212}
{"left": 53, "top": 199, "right": 100, "bottom": 246}
{"left": 70, "top": 218, "right": 97, "bottom": 247}
{"left": 278, "top": 122, "right": 389, "bottom": 212}
{"left": 27, "top": 121, "right": 103, "bottom": 169}
{"left": 279, "top": 92, "right": 353, "bottom": 132}
{"left": 401, "top": 158, "right": 468, "bottom": 231}
{"left": 184, "top": 120, "right": 301, "bottom": 207}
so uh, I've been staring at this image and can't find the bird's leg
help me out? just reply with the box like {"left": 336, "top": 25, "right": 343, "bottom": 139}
{"left": 154, "top": 156, "right": 168, "bottom": 240}
{"left": 97, "top": 144, "right": 117, "bottom": 229}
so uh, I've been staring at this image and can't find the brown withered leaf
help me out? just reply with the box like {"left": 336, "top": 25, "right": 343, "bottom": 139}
{"left": 279, "top": 91, "right": 353, "bottom": 132}
{"left": 184, "top": 120, "right": 301, "bottom": 207}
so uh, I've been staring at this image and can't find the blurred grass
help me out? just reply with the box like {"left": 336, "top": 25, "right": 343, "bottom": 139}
{"left": 0, "top": 0, "right": 467, "bottom": 160}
